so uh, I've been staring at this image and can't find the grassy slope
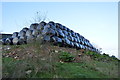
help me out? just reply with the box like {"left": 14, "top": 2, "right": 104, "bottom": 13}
{"left": 2, "top": 42, "right": 120, "bottom": 78}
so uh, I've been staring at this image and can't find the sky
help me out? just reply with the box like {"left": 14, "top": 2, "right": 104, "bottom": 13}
{"left": 1, "top": 2, "right": 118, "bottom": 59}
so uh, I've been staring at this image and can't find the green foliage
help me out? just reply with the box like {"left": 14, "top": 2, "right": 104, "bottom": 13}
{"left": 59, "top": 52, "right": 75, "bottom": 62}
{"left": 86, "top": 51, "right": 100, "bottom": 59}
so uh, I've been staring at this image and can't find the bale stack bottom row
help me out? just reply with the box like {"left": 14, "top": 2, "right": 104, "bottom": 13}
{"left": 1, "top": 21, "right": 100, "bottom": 53}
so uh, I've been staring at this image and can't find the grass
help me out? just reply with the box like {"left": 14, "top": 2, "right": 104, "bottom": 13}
{"left": 2, "top": 42, "right": 120, "bottom": 79}
{"left": 54, "top": 62, "right": 107, "bottom": 78}
{"left": 3, "top": 57, "right": 118, "bottom": 78}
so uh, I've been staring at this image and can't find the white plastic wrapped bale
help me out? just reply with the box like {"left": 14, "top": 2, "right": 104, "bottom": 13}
{"left": 74, "top": 42, "right": 79, "bottom": 48}
{"left": 62, "top": 37, "right": 70, "bottom": 47}
{"left": 26, "top": 29, "right": 33, "bottom": 37}
{"left": 43, "top": 35, "right": 51, "bottom": 42}
{"left": 69, "top": 41, "right": 74, "bottom": 48}
{"left": 48, "top": 21, "right": 56, "bottom": 26}
{"left": 18, "top": 30, "right": 26, "bottom": 37}
{"left": 66, "top": 27, "right": 71, "bottom": 32}
{"left": 42, "top": 24, "right": 50, "bottom": 35}
{"left": 32, "top": 29, "right": 40, "bottom": 37}
{"left": 51, "top": 36, "right": 62, "bottom": 45}
{"left": 67, "top": 35, "right": 72, "bottom": 41}
{"left": 1, "top": 38, "right": 7, "bottom": 45}
{"left": 42, "top": 25, "right": 56, "bottom": 36}
{"left": 22, "top": 27, "right": 29, "bottom": 32}
{"left": 18, "top": 36, "right": 27, "bottom": 45}
{"left": 56, "top": 23, "right": 63, "bottom": 30}
{"left": 62, "top": 26, "right": 67, "bottom": 31}
{"left": 26, "top": 35, "right": 36, "bottom": 43}
{"left": 30, "top": 23, "right": 39, "bottom": 30}
{"left": 12, "top": 32, "right": 19, "bottom": 38}
{"left": 48, "top": 22, "right": 56, "bottom": 30}
{"left": 56, "top": 28, "right": 65, "bottom": 38}
{"left": 37, "top": 21, "right": 46, "bottom": 31}
{"left": 12, "top": 37, "right": 19, "bottom": 45}
{"left": 63, "top": 30, "right": 68, "bottom": 36}
{"left": 5, "top": 37, "right": 13, "bottom": 45}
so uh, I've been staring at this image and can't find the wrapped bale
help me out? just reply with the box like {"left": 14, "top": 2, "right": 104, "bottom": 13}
{"left": 67, "top": 35, "right": 72, "bottom": 41}
{"left": 74, "top": 42, "right": 79, "bottom": 49}
{"left": 56, "top": 23, "right": 63, "bottom": 30}
{"left": 84, "top": 46, "right": 87, "bottom": 49}
{"left": 5, "top": 37, "right": 13, "bottom": 45}
{"left": 18, "top": 30, "right": 26, "bottom": 37}
{"left": 37, "top": 21, "right": 46, "bottom": 31}
{"left": 32, "top": 29, "right": 40, "bottom": 37}
{"left": 12, "top": 32, "right": 19, "bottom": 38}
{"left": 81, "top": 40, "right": 84, "bottom": 45}
{"left": 77, "top": 38, "right": 80, "bottom": 43}
{"left": 78, "top": 44, "right": 82, "bottom": 49}
{"left": 62, "top": 37, "right": 70, "bottom": 47}
{"left": 67, "top": 32, "right": 74, "bottom": 42}
{"left": 66, "top": 27, "right": 71, "bottom": 32}
{"left": 71, "top": 32, "right": 76, "bottom": 37}
{"left": 48, "top": 21, "right": 56, "bottom": 30}
{"left": 86, "top": 40, "right": 90, "bottom": 47}
{"left": 51, "top": 36, "right": 62, "bottom": 46}
{"left": 71, "top": 37, "right": 74, "bottom": 42}
{"left": 26, "top": 35, "right": 36, "bottom": 43}
{"left": 84, "top": 41, "right": 88, "bottom": 46}
{"left": 12, "top": 37, "right": 19, "bottom": 45}
{"left": 74, "top": 38, "right": 78, "bottom": 42}
{"left": 43, "top": 35, "right": 51, "bottom": 42}
{"left": 18, "top": 36, "right": 27, "bottom": 45}
{"left": 63, "top": 30, "right": 68, "bottom": 36}
{"left": 42, "top": 27, "right": 56, "bottom": 36}
{"left": 1, "top": 38, "right": 7, "bottom": 45}
{"left": 56, "top": 28, "right": 65, "bottom": 38}
{"left": 30, "top": 23, "right": 39, "bottom": 30}
{"left": 49, "top": 21, "right": 55, "bottom": 26}
{"left": 42, "top": 24, "right": 50, "bottom": 35}
{"left": 26, "top": 29, "right": 33, "bottom": 37}
{"left": 62, "top": 26, "right": 67, "bottom": 31}
{"left": 22, "top": 27, "right": 29, "bottom": 32}
{"left": 69, "top": 41, "right": 74, "bottom": 48}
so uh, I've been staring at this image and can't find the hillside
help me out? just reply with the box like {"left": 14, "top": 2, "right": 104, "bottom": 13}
{"left": 2, "top": 41, "right": 119, "bottom": 79}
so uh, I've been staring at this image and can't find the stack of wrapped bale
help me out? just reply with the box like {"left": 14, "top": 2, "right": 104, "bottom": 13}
{"left": 1, "top": 21, "right": 99, "bottom": 53}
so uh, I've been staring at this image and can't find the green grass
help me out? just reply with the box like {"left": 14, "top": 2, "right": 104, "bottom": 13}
{"left": 2, "top": 57, "right": 119, "bottom": 78}
{"left": 2, "top": 43, "right": 119, "bottom": 78}
{"left": 54, "top": 62, "right": 108, "bottom": 78}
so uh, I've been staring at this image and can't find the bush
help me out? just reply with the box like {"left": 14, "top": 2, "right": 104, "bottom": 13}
{"left": 86, "top": 51, "right": 102, "bottom": 60}
{"left": 59, "top": 52, "right": 75, "bottom": 62}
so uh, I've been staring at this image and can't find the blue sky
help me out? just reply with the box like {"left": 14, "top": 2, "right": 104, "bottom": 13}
{"left": 1, "top": 2, "right": 118, "bottom": 58}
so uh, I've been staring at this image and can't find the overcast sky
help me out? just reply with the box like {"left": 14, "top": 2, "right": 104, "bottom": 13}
{"left": 1, "top": 2, "right": 118, "bottom": 59}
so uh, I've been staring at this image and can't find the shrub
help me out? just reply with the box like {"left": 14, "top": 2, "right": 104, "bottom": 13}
{"left": 59, "top": 52, "right": 75, "bottom": 62}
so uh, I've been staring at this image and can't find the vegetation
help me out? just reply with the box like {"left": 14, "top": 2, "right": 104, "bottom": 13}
{"left": 2, "top": 42, "right": 120, "bottom": 79}
{"left": 59, "top": 51, "right": 75, "bottom": 62}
